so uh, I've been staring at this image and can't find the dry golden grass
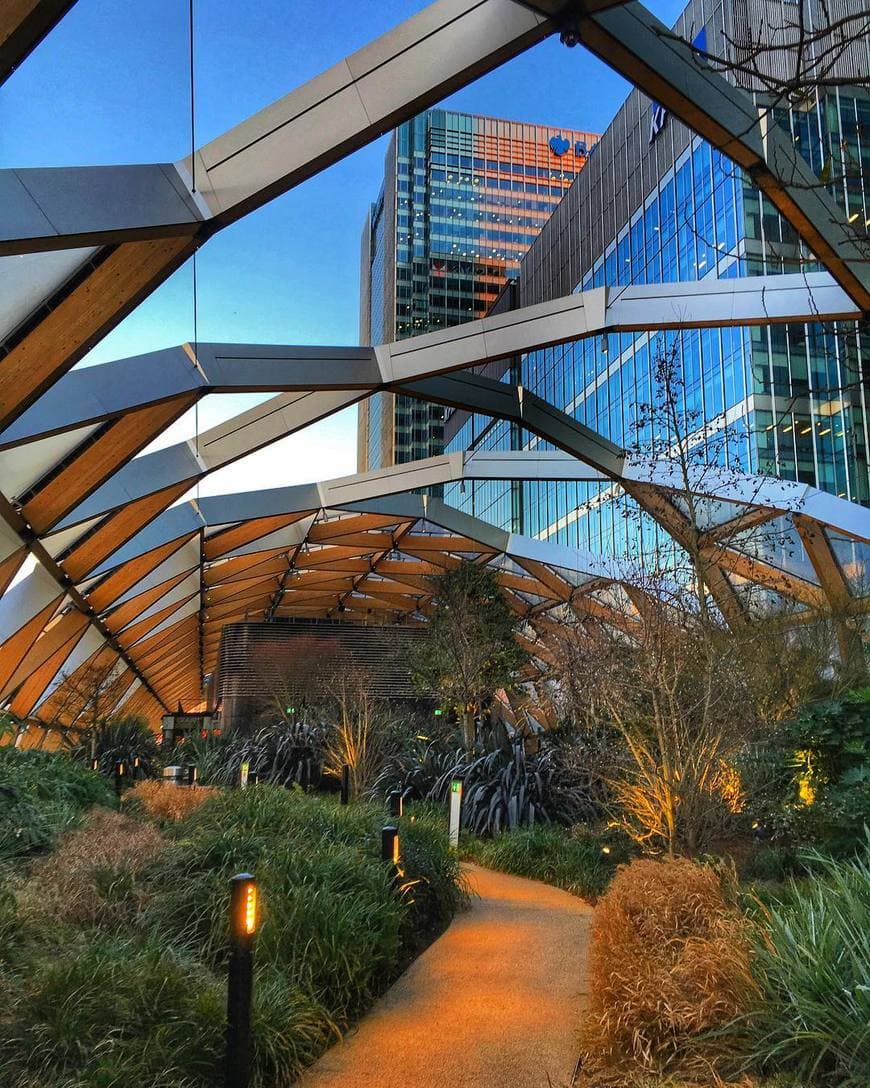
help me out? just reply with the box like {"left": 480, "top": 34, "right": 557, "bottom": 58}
{"left": 126, "top": 779, "right": 216, "bottom": 822}
{"left": 28, "top": 808, "right": 166, "bottom": 926}
{"left": 582, "top": 857, "right": 757, "bottom": 1079}
{"left": 574, "top": 1071, "right": 762, "bottom": 1088}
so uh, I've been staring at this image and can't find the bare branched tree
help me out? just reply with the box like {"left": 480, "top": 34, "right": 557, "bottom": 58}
{"left": 323, "top": 670, "right": 403, "bottom": 799}
{"left": 553, "top": 568, "right": 838, "bottom": 855}
{"left": 547, "top": 338, "right": 861, "bottom": 855}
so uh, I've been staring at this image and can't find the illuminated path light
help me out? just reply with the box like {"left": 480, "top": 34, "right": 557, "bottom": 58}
{"left": 226, "top": 874, "right": 258, "bottom": 1088}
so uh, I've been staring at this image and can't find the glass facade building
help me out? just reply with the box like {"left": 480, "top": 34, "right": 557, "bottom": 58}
{"left": 445, "top": 0, "right": 870, "bottom": 564}
{"left": 357, "top": 109, "right": 599, "bottom": 472}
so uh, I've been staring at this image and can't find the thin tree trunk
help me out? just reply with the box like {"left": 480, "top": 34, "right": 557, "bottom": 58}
{"left": 460, "top": 710, "right": 475, "bottom": 753}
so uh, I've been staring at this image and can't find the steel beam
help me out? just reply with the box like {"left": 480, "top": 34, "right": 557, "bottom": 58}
{"left": 0, "top": 0, "right": 76, "bottom": 85}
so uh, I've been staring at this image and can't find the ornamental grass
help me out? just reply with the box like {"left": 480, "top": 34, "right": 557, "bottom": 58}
{"left": 583, "top": 856, "right": 757, "bottom": 1078}
{"left": 126, "top": 777, "right": 217, "bottom": 822}
{"left": 26, "top": 808, "right": 166, "bottom": 927}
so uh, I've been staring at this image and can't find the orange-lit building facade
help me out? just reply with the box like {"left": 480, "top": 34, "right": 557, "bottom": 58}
{"left": 358, "top": 109, "right": 598, "bottom": 472}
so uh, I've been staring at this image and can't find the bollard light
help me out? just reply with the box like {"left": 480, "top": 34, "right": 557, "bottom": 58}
{"left": 388, "top": 790, "right": 403, "bottom": 818}
{"left": 114, "top": 760, "right": 125, "bottom": 799}
{"left": 340, "top": 763, "right": 350, "bottom": 805}
{"left": 240, "top": 760, "right": 250, "bottom": 789}
{"left": 187, "top": 765, "right": 198, "bottom": 788}
{"left": 381, "top": 824, "right": 400, "bottom": 864}
{"left": 226, "top": 874, "right": 258, "bottom": 1088}
{"left": 448, "top": 778, "right": 463, "bottom": 848}
{"left": 230, "top": 874, "right": 258, "bottom": 940}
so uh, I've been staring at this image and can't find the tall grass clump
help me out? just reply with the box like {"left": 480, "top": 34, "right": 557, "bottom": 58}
{"left": 732, "top": 846, "right": 870, "bottom": 1086}
{"left": 72, "top": 714, "right": 161, "bottom": 778}
{"left": 0, "top": 937, "right": 225, "bottom": 1088}
{"left": 26, "top": 808, "right": 165, "bottom": 926}
{"left": 144, "top": 786, "right": 463, "bottom": 1025}
{"left": 583, "top": 856, "right": 756, "bottom": 1077}
{"left": 466, "top": 824, "right": 630, "bottom": 902}
{"left": 0, "top": 748, "right": 112, "bottom": 864}
{"left": 396, "top": 803, "right": 467, "bottom": 952}
{"left": 125, "top": 778, "right": 217, "bottom": 823}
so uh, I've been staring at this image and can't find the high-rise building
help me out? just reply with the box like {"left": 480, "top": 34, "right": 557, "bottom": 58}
{"left": 357, "top": 109, "right": 599, "bottom": 472}
{"left": 445, "top": 0, "right": 869, "bottom": 560}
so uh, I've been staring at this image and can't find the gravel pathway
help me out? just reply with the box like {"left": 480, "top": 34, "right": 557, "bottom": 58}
{"left": 298, "top": 863, "right": 592, "bottom": 1088}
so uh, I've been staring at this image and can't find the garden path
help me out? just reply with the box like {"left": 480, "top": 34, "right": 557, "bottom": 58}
{"left": 298, "top": 863, "right": 592, "bottom": 1088}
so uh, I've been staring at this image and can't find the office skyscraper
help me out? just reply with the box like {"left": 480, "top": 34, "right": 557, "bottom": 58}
{"left": 358, "top": 108, "right": 598, "bottom": 472}
{"left": 445, "top": 0, "right": 869, "bottom": 562}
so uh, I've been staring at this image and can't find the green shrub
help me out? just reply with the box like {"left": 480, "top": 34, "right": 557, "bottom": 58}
{"left": 0, "top": 749, "right": 113, "bottom": 864}
{"left": 143, "top": 787, "right": 459, "bottom": 1017}
{"left": 0, "top": 936, "right": 225, "bottom": 1088}
{"left": 375, "top": 724, "right": 600, "bottom": 837}
{"left": 466, "top": 823, "right": 631, "bottom": 901}
{"left": 741, "top": 688, "right": 870, "bottom": 855}
{"left": 742, "top": 845, "right": 804, "bottom": 883}
{"left": 397, "top": 803, "right": 467, "bottom": 951}
{"left": 141, "top": 789, "right": 403, "bottom": 1016}
{"left": 72, "top": 714, "right": 161, "bottom": 779}
{"left": 171, "top": 782, "right": 381, "bottom": 847}
{"left": 249, "top": 966, "right": 340, "bottom": 1085}
{"left": 0, "top": 783, "right": 464, "bottom": 1086}
{"left": 731, "top": 847, "right": 870, "bottom": 1086}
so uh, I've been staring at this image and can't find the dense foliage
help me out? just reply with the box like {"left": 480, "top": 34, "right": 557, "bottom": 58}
{"left": 374, "top": 724, "right": 601, "bottom": 837}
{"left": 746, "top": 688, "right": 870, "bottom": 854}
{"left": 0, "top": 774, "right": 465, "bottom": 1088}
{"left": 464, "top": 824, "right": 632, "bottom": 902}
{"left": 71, "top": 714, "right": 161, "bottom": 778}
{"left": 174, "top": 711, "right": 412, "bottom": 799}
{"left": 411, "top": 563, "right": 529, "bottom": 747}
{"left": 733, "top": 845, "right": 870, "bottom": 1086}
{"left": 191, "top": 721, "right": 327, "bottom": 789}
{"left": 0, "top": 748, "right": 112, "bottom": 864}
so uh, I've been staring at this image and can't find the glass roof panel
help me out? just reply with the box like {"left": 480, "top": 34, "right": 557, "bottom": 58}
{"left": 668, "top": 492, "right": 756, "bottom": 533}
{"left": 730, "top": 517, "right": 818, "bottom": 583}
{"left": 828, "top": 534, "right": 870, "bottom": 597}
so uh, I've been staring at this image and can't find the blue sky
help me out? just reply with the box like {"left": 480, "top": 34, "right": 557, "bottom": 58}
{"left": 0, "top": 0, "right": 685, "bottom": 494}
